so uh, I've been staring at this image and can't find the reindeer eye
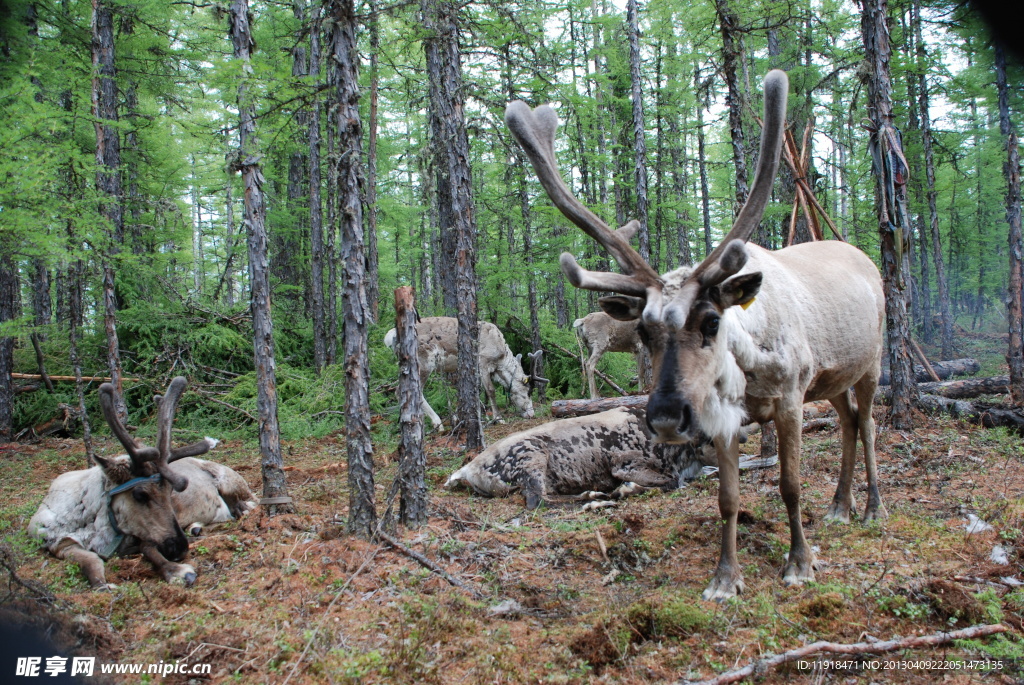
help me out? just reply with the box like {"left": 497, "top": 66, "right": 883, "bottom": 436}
{"left": 702, "top": 314, "right": 720, "bottom": 339}
{"left": 132, "top": 489, "right": 150, "bottom": 504}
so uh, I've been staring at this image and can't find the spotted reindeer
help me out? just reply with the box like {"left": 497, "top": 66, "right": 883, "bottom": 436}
{"left": 29, "top": 378, "right": 254, "bottom": 589}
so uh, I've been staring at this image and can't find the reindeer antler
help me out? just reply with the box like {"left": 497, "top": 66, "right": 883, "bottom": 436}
{"left": 152, "top": 377, "right": 191, "bottom": 492}
{"left": 687, "top": 69, "right": 789, "bottom": 289}
{"left": 99, "top": 384, "right": 159, "bottom": 463}
{"left": 504, "top": 102, "right": 662, "bottom": 300}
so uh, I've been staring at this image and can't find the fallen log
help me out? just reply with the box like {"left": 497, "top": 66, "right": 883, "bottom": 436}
{"left": 916, "top": 394, "right": 1024, "bottom": 435}
{"left": 876, "top": 376, "right": 1010, "bottom": 402}
{"left": 879, "top": 358, "right": 979, "bottom": 386}
{"left": 553, "top": 396, "right": 835, "bottom": 428}
{"left": 13, "top": 403, "right": 78, "bottom": 441}
{"left": 10, "top": 373, "right": 142, "bottom": 383}
{"left": 682, "top": 623, "right": 1008, "bottom": 685}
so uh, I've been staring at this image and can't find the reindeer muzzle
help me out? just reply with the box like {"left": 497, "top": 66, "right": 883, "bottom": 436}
{"left": 646, "top": 391, "right": 694, "bottom": 444}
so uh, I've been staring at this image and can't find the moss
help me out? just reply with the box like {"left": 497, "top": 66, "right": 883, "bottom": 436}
{"left": 626, "top": 595, "right": 711, "bottom": 640}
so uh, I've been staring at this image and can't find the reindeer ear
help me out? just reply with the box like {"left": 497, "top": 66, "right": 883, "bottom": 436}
{"left": 711, "top": 272, "right": 763, "bottom": 310}
{"left": 599, "top": 295, "right": 644, "bottom": 322}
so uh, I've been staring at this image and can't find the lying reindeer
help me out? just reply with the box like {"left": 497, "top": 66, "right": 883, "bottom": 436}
{"left": 28, "top": 378, "right": 254, "bottom": 589}
{"left": 445, "top": 407, "right": 716, "bottom": 509}
{"left": 507, "top": 70, "right": 886, "bottom": 600}
{"left": 384, "top": 316, "right": 537, "bottom": 430}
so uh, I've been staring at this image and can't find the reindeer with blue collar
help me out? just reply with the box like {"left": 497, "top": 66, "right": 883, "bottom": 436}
{"left": 29, "top": 378, "right": 254, "bottom": 589}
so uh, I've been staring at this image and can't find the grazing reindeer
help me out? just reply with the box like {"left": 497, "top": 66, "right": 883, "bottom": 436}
{"left": 506, "top": 70, "right": 886, "bottom": 600}
{"left": 574, "top": 311, "right": 643, "bottom": 399}
{"left": 445, "top": 407, "right": 715, "bottom": 509}
{"left": 29, "top": 378, "right": 254, "bottom": 589}
{"left": 384, "top": 317, "right": 536, "bottom": 431}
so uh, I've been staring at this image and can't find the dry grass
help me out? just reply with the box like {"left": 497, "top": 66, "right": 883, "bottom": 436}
{"left": 2, "top": 403, "right": 1024, "bottom": 683}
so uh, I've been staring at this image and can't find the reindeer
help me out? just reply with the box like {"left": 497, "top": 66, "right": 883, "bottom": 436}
{"left": 445, "top": 407, "right": 715, "bottom": 509}
{"left": 28, "top": 378, "right": 255, "bottom": 589}
{"left": 574, "top": 311, "right": 643, "bottom": 399}
{"left": 384, "top": 316, "right": 536, "bottom": 431}
{"left": 506, "top": 70, "right": 886, "bottom": 601}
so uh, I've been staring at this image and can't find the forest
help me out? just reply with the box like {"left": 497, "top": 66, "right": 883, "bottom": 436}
{"left": 2, "top": 0, "right": 1024, "bottom": 682}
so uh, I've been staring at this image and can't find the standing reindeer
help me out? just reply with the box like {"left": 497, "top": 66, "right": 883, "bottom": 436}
{"left": 574, "top": 311, "right": 643, "bottom": 399}
{"left": 506, "top": 70, "right": 886, "bottom": 601}
{"left": 29, "top": 378, "right": 254, "bottom": 589}
{"left": 384, "top": 317, "right": 537, "bottom": 431}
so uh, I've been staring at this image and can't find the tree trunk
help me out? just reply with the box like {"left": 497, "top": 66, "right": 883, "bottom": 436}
{"left": 626, "top": 0, "right": 652, "bottom": 265}
{"left": 92, "top": 0, "right": 127, "bottom": 424}
{"left": 0, "top": 250, "right": 17, "bottom": 443}
{"left": 714, "top": 0, "right": 749, "bottom": 212}
{"left": 694, "top": 64, "right": 713, "bottom": 261}
{"left": 230, "top": 0, "right": 292, "bottom": 513}
{"left": 365, "top": 0, "right": 381, "bottom": 324}
{"left": 879, "top": 357, "right": 980, "bottom": 385}
{"left": 325, "top": 70, "right": 339, "bottom": 366}
{"left": 67, "top": 255, "right": 94, "bottom": 464}
{"left": 330, "top": 0, "right": 376, "bottom": 536}
{"left": 31, "top": 259, "right": 50, "bottom": 331}
{"left": 903, "top": 12, "right": 932, "bottom": 343}
{"left": 997, "top": 45, "right": 1024, "bottom": 406}
{"left": 395, "top": 287, "right": 426, "bottom": 528}
{"left": 422, "top": 0, "right": 483, "bottom": 449}
{"left": 861, "top": 0, "right": 917, "bottom": 429}
{"left": 878, "top": 376, "right": 1009, "bottom": 401}
{"left": 308, "top": 2, "right": 326, "bottom": 373}
{"left": 914, "top": 0, "right": 953, "bottom": 358}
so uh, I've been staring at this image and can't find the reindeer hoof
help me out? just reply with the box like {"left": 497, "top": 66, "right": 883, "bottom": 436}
{"left": 168, "top": 564, "right": 197, "bottom": 586}
{"left": 93, "top": 583, "right": 117, "bottom": 592}
{"left": 183, "top": 572, "right": 197, "bottom": 586}
{"left": 862, "top": 504, "right": 888, "bottom": 524}
{"left": 823, "top": 501, "right": 852, "bottom": 524}
{"left": 188, "top": 523, "right": 203, "bottom": 537}
{"left": 581, "top": 500, "right": 618, "bottom": 511}
{"left": 702, "top": 570, "right": 744, "bottom": 602}
{"left": 782, "top": 553, "right": 817, "bottom": 587}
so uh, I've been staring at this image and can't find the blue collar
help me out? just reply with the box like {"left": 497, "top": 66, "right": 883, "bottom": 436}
{"left": 100, "top": 474, "right": 163, "bottom": 559}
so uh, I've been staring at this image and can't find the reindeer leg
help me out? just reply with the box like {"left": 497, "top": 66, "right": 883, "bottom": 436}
{"left": 825, "top": 390, "right": 858, "bottom": 523}
{"left": 140, "top": 541, "right": 196, "bottom": 586}
{"left": 420, "top": 392, "right": 444, "bottom": 432}
{"left": 586, "top": 350, "right": 601, "bottom": 400}
{"left": 702, "top": 434, "right": 744, "bottom": 601}
{"left": 482, "top": 373, "right": 503, "bottom": 423}
{"left": 855, "top": 376, "right": 887, "bottom": 522}
{"left": 777, "top": 405, "right": 816, "bottom": 587}
{"left": 55, "top": 540, "right": 112, "bottom": 590}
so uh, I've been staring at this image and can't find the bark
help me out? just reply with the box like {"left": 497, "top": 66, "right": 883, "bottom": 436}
{"left": 861, "top": 0, "right": 917, "bottom": 429}
{"left": 997, "top": 44, "right": 1024, "bottom": 406}
{"left": 230, "top": 0, "right": 292, "bottom": 512}
{"left": 665, "top": 41, "right": 693, "bottom": 266}
{"left": 308, "top": 3, "right": 326, "bottom": 373}
{"left": 0, "top": 251, "right": 17, "bottom": 443}
{"left": 191, "top": 158, "right": 204, "bottom": 294}
{"left": 694, "top": 64, "right": 713, "bottom": 260}
{"left": 29, "top": 334, "right": 54, "bottom": 392}
{"left": 395, "top": 287, "right": 426, "bottom": 528}
{"left": 325, "top": 74, "right": 339, "bottom": 366}
{"left": 364, "top": 0, "right": 380, "bottom": 324}
{"left": 914, "top": 0, "right": 953, "bottom": 358}
{"left": 31, "top": 260, "right": 50, "bottom": 332}
{"left": 714, "top": 0, "right": 749, "bottom": 211}
{"left": 422, "top": 0, "right": 483, "bottom": 449}
{"left": 330, "top": 0, "right": 376, "bottom": 536}
{"left": 903, "top": 16, "right": 932, "bottom": 342}
{"left": 67, "top": 256, "right": 94, "bottom": 464}
{"left": 880, "top": 376, "right": 1009, "bottom": 401}
{"left": 917, "top": 395, "right": 1024, "bottom": 435}
{"left": 625, "top": 0, "right": 652, "bottom": 265}
{"left": 92, "top": 0, "right": 127, "bottom": 425}
{"left": 124, "top": 84, "right": 145, "bottom": 256}
{"left": 879, "top": 358, "right": 980, "bottom": 385}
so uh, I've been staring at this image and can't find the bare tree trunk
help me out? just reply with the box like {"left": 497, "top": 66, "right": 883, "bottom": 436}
{"left": 422, "top": 0, "right": 482, "bottom": 449}
{"left": 861, "top": 0, "right": 917, "bottom": 429}
{"left": 715, "top": 0, "right": 749, "bottom": 211}
{"left": 330, "top": 0, "right": 376, "bottom": 536}
{"left": 308, "top": 3, "right": 326, "bottom": 373}
{"left": 0, "top": 250, "right": 17, "bottom": 443}
{"left": 625, "top": 0, "right": 651, "bottom": 264}
{"left": 914, "top": 0, "right": 952, "bottom": 358}
{"left": 66, "top": 254, "right": 94, "bottom": 463}
{"left": 191, "top": 158, "right": 204, "bottom": 295}
{"left": 394, "top": 286, "right": 426, "bottom": 527}
{"left": 694, "top": 64, "right": 713, "bottom": 261}
{"left": 364, "top": 0, "right": 381, "bottom": 324}
{"left": 997, "top": 45, "right": 1024, "bottom": 406}
{"left": 325, "top": 74, "right": 339, "bottom": 366}
{"left": 903, "top": 14, "right": 932, "bottom": 343}
{"left": 32, "top": 259, "right": 50, "bottom": 331}
{"left": 92, "top": 0, "right": 127, "bottom": 424}
{"left": 230, "top": 0, "right": 292, "bottom": 512}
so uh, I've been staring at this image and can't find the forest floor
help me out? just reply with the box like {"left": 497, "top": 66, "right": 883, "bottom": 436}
{"left": 3, "top": 334, "right": 1024, "bottom": 684}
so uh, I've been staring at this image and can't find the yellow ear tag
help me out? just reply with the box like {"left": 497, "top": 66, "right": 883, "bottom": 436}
{"left": 739, "top": 296, "right": 756, "bottom": 310}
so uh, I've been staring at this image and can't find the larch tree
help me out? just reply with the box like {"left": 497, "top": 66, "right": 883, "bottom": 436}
{"left": 996, "top": 44, "right": 1024, "bottom": 406}
{"left": 422, "top": 0, "right": 483, "bottom": 449}
{"left": 330, "top": 0, "right": 376, "bottom": 537}
{"left": 229, "top": 0, "right": 292, "bottom": 513}
{"left": 92, "top": 0, "right": 127, "bottom": 424}
{"left": 308, "top": 3, "right": 327, "bottom": 373}
{"left": 860, "top": 0, "right": 917, "bottom": 428}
